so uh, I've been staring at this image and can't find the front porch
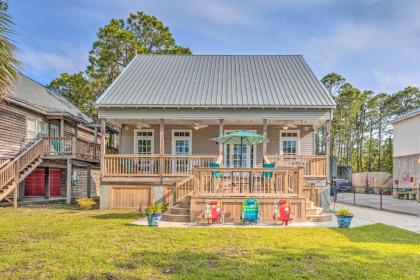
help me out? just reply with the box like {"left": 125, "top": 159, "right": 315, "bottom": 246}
{"left": 99, "top": 117, "right": 331, "bottom": 222}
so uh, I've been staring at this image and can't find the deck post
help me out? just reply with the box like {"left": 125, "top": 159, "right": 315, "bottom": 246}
{"left": 262, "top": 119, "right": 267, "bottom": 157}
{"left": 94, "top": 126, "right": 98, "bottom": 144}
{"left": 326, "top": 117, "right": 332, "bottom": 186}
{"left": 66, "top": 158, "right": 72, "bottom": 204}
{"left": 218, "top": 119, "right": 224, "bottom": 164}
{"left": 44, "top": 167, "right": 50, "bottom": 199}
{"left": 13, "top": 184, "right": 18, "bottom": 208}
{"left": 298, "top": 166, "right": 304, "bottom": 197}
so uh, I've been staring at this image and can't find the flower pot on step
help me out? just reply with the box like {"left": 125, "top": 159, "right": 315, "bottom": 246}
{"left": 146, "top": 213, "right": 161, "bottom": 227}
{"left": 336, "top": 215, "right": 353, "bottom": 228}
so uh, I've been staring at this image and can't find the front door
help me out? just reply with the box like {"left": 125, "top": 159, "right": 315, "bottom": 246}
{"left": 25, "top": 168, "right": 45, "bottom": 196}
{"left": 134, "top": 129, "right": 154, "bottom": 173}
{"left": 224, "top": 144, "right": 256, "bottom": 167}
{"left": 223, "top": 130, "right": 256, "bottom": 168}
{"left": 172, "top": 130, "right": 192, "bottom": 173}
{"left": 49, "top": 169, "right": 61, "bottom": 196}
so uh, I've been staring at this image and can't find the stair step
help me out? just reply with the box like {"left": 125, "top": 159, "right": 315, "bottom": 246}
{"left": 160, "top": 213, "right": 190, "bottom": 223}
{"left": 307, "top": 214, "right": 333, "bottom": 222}
{"left": 170, "top": 207, "right": 189, "bottom": 215}
{"left": 306, "top": 201, "right": 314, "bottom": 208}
{"left": 306, "top": 207, "right": 323, "bottom": 216}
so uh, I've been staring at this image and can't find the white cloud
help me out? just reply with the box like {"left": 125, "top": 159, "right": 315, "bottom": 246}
{"left": 373, "top": 70, "right": 420, "bottom": 92}
{"left": 19, "top": 47, "right": 88, "bottom": 75}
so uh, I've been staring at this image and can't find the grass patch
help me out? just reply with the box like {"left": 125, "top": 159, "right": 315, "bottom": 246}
{"left": 0, "top": 206, "right": 419, "bottom": 279}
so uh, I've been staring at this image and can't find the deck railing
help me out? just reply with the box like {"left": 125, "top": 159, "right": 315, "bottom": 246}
{"left": 174, "top": 175, "right": 195, "bottom": 203}
{"left": 0, "top": 158, "right": 10, "bottom": 169}
{"left": 43, "top": 137, "right": 100, "bottom": 159}
{"left": 103, "top": 154, "right": 219, "bottom": 177}
{"left": 265, "top": 155, "right": 327, "bottom": 177}
{"left": 194, "top": 166, "right": 304, "bottom": 197}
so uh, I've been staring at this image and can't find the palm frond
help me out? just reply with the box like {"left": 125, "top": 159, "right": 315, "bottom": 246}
{"left": 0, "top": 8, "right": 20, "bottom": 102}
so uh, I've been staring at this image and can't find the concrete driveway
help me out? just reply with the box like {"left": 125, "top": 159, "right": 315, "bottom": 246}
{"left": 335, "top": 192, "right": 420, "bottom": 216}
{"left": 334, "top": 203, "right": 420, "bottom": 233}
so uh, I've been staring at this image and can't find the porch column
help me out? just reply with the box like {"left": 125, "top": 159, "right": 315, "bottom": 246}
{"left": 94, "top": 126, "right": 98, "bottom": 144}
{"left": 66, "top": 158, "right": 72, "bottom": 204}
{"left": 262, "top": 119, "right": 268, "bottom": 157}
{"left": 60, "top": 118, "right": 65, "bottom": 137}
{"left": 218, "top": 119, "right": 224, "bottom": 161}
{"left": 100, "top": 119, "right": 106, "bottom": 178}
{"left": 60, "top": 118, "right": 65, "bottom": 154}
{"left": 159, "top": 119, "right": 165, "bottom": 177}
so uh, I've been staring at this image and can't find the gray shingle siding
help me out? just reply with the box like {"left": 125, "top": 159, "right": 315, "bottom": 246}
{"left": 96, "top": 55, "right": 335, "bottom": 108}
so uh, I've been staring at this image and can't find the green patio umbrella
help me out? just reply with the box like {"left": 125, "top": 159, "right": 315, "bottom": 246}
{"left": 211, "top": 130, "right": 270, "bottom": 167}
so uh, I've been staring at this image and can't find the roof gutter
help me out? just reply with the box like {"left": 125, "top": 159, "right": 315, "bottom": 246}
{"left": 96, "top": 104, "right": 336, "bottom": 110}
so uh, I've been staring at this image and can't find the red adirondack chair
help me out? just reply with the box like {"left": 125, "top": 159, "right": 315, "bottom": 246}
{"left": 203, "top": 200, "right": 223, "bottom": 224}
{"left": 273, "top": 199, "right": 292, "bottom": 225}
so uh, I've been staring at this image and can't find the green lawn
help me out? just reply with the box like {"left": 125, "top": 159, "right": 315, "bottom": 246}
{"left": 0, "top": 206, "right": 419, "bottom": 279}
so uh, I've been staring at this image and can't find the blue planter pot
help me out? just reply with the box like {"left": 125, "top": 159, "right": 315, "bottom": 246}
{"left": 336, "top": 215, "right": 353, "bottom": 228}
{"left": 146, "top": 214, "right": 161, "bottom": 227}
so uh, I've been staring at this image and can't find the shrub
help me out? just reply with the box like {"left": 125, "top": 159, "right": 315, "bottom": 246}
{"left": 336, "top": 208, "right": 352, "bottom": 216}
{"left": 76, "top": 198, "right": 97, "bottom": 210}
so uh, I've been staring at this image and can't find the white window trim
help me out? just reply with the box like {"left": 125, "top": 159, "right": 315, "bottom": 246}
{"left": 172, "top": 129, "right": 192, "bottom": 155}
{"left": 134, "top": 129, "right": 155, "bottom": 154}
{"left": 279, "top": 130, "right": 300, "bottom": 155}
{"left": 224, "top": 129, "right": 257, "bottom": 168}
{"left": 26, "top": 117, "right": 42, "bottom": 139}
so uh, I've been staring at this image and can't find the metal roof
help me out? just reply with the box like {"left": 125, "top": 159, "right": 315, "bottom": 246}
{"left": 390, "top": 108, "right": 420, "bottom": 124}
{"left": 96, "top": 55, "right": 335, "bottom": 108}
{"left": 9, "top": 73, "right": 92, "bottom": 123}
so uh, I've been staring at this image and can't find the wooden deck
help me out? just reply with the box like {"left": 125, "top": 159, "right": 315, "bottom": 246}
{"left": 100, "top": 154, "right": 327, "bottom": 222}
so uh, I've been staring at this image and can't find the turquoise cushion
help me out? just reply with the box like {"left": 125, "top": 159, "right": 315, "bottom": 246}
{"left": 263, "top": 163, "right": 275, "bottom": 178}
{"left": 210, "top": 162, "right": 221, "bottom": 178}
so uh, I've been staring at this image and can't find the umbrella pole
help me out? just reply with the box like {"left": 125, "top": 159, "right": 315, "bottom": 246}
{"left": 240, "top": 137, "right": 243, "bottom": 168}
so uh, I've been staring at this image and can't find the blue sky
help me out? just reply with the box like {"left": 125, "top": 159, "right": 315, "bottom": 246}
{"left": 9, "top": 0, "right": 420, "bottom": 93}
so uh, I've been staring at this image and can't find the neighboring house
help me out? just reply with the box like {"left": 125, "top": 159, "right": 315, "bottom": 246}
{"left": 96, "top": 55, "right": 335, "bottom": 222}
{"left": 391, "top": 108, "right": 420, "bottom": 197}
{"left": 0, "top": 73, "right": 102, "bottom": 206}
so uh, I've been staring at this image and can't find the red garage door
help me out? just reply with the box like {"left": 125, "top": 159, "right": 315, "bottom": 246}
{"left": 25, "top": 168, "right": 45, "bottom": 196}
{"left": 50, "top": 169, "right": 61, "bottom": 196}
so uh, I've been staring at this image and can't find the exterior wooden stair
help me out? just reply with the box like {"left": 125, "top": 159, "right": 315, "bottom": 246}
{"left": 0, "top": 139, "right": 44, "bottom": 206}
{"left": 161, "top": 197, "right": 190, "bottom": 223}
{"left": 305, "top": 200, "right": 332, "bottom": 222}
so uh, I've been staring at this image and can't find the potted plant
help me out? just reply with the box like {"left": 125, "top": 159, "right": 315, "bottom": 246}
{"left": 335, "top": 208, "right": 353, "bottom": 228}
{"left": 145, "top": 203, "right": 164, "bottom": 227}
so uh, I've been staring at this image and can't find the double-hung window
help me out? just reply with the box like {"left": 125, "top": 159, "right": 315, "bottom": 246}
{"left": 26, "top": 118, "right": 41, "bottom": 140}
{"left": 134, "top": 129, "right": 154, "bottom": 154}
{"left": 280, "top": 130, "right": 300, "bottom": 155}
{"left": 172, "top": 130, "right": 192, "bottom": 155}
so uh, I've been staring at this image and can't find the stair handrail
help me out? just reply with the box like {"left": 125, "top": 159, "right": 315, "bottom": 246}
{"left": 0, "top": 138, "right": 44, "bottom": 189}
{"left": 174, "top": 175, "right": 195, "bottom": 204}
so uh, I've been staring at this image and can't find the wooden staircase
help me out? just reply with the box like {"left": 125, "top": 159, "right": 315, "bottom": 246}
{"left": 160, "top": 174, "right": 332, "bottom": 223}
{"left": 161, "top": 197, "right": 190, "bottom": 223}
{"left": 305, "top": 200, "right": 332, "bottom": 222}
{"left": 0, "top": 139, "right": 44, "bottom": 206}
